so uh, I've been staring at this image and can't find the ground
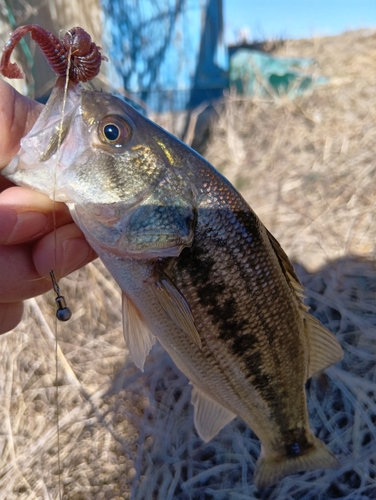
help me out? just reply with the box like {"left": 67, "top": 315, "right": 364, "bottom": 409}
{"left": 0, "top": 29, "right": 376, "bottom": 499}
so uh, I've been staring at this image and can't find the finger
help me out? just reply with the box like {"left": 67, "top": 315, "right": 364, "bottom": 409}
{"left": 0, "top": 243, "right": 44, "bottom": 302}
{"left": 0, "top": 80, "right": 42, "bottom": 168}
{"left": 0, "top": 224, "right": 96, "bottom": 303}
{"left": 0, "top": 186, "right": 72, "bottom": 244}
{"left": 0, "top": 301, "right": 24, "bottom": 335}
{"left": 33, "top": 222, "right": 97, "bottom": 279}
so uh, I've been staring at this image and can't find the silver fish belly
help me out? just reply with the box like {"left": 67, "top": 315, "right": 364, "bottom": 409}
{"left": 2, "top": 78, "right": 343, "bottom": 488}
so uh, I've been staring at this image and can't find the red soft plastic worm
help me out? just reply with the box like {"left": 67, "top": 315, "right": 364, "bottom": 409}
{"left": 0, "top": 24, "right": 107, "bottom": 83}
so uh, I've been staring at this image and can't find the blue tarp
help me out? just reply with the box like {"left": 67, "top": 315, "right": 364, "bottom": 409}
{"left": 102, "top": 0, "right": 228, "bottom": 112}
{"left": 230, "top": 49, "right": 327, "bottom": 98}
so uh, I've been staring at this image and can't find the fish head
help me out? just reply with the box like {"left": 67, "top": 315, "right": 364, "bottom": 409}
{"left": 3, "top": 78, "right": 198, "bottom": 258}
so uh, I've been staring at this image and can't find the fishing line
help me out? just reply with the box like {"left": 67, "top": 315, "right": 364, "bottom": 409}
{"left": 50, "top": 34, "right": 73, "bottom": 500}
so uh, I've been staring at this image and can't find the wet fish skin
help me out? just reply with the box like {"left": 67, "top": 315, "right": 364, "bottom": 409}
{"left": 2, "top": 78, "right": 343, "bottom": 488}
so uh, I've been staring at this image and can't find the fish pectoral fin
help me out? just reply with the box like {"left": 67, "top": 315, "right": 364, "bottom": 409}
{"left": 190, "top": 385, "right": 236, "bottom": 442}
{"left": 305, "top": 312, "right": 343, "bottom": 378}
{"left": 150, "top": 276, "right": 202, "bottom": 349}
{"left": 122, "top": 292, "right": 156, "bottom": 371}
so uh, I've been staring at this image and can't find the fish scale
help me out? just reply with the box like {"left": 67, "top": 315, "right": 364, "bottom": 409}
{"left": 172, "top": 186, "right": 307, "bottom": 422}
{"left": 2, "top": 78, "right": 343, "bottom": 489}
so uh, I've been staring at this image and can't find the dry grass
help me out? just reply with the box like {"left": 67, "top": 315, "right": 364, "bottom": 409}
{"left": 205, "top": 29, "right": 376, "bottom": 270}
{"left": 1, "top": 29, "right": 376, "bottom": 499}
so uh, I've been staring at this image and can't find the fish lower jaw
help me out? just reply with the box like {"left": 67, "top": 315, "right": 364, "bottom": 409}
{"left": 2, "top": 157, "right": 71, "bottom": 202}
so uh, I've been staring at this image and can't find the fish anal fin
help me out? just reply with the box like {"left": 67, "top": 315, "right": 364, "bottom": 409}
{"left": 305, "top": 312, "right": 343, "bottom": 378}
{"left": 254, "top": 436, "right": 339, "bottom": 489}
{"left": 151, "top": 276, "right": 202, "bottom": 349}
{"left": 122, "top": 292, "right": 156, "bottom": 371}
{"left": 190, "top": 385, "right": 236, "bottom": 442}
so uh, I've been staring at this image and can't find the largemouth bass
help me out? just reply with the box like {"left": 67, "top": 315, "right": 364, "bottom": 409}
{"left": 3, "top": 78, "right": 343, "bottom": 489}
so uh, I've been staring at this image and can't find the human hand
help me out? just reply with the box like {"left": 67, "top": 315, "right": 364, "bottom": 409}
{"left": 0, "top": 80, "right": 97, "bottom": 334}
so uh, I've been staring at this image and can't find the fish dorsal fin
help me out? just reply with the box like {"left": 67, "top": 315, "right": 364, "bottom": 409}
{"left": 305, "top": 312, "right": 343, "bottom": 378}
{"left": 266, "top": 229, "right": 305, "bottom": 299}
{"left": 122, "top": 292, "right": 156, "bottom": 371}
{"left": 150, "top": 276, "right": 202, "bottom": 349}
{"left": 190, "top": 385, "right": 236, "bottom": 442}
{"left": 266, "top": 230, "right": 343, "bottom": 377}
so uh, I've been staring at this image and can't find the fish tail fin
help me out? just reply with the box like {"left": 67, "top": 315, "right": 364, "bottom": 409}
{"left": 254, "top": 436, "right": 339, "bottom": 489}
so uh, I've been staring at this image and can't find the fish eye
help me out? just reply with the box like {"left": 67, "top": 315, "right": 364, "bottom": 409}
{"left": 103, "top": 123, "right": 120, "bottom": 141}
{"left": 98, "top": 115, "right": 132, "bottom": 147}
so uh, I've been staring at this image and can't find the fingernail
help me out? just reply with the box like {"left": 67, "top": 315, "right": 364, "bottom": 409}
{"left": 61, "top": 238, "right": 92, "bottom": 275}
{"left": 5, "top": 211, "right": 49, "bottom": 243}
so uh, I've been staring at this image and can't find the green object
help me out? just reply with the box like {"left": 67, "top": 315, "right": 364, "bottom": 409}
{"left": 230, "top": 49, "right": 327, "bottom": 98}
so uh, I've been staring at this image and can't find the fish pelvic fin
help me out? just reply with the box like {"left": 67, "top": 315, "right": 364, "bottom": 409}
{"left": 254, "top": 435, "right": 339, "bottom": 490}
{"left": 122, "top": 292, "right": 156, "bottom": 371}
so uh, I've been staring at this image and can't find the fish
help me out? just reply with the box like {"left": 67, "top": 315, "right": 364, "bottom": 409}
{"left": 2, "top": 77, "right": 343, "bottom": 489}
